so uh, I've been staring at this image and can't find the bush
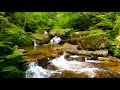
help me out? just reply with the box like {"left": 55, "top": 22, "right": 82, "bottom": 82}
{"left": 0, "top": 42, "right": 13, "bottom": 56}
{"left": 68, "top": 12, "right": 91, "bottom": 31}
{"left": 0, "top": 66, "right": 24, "bottom": 78}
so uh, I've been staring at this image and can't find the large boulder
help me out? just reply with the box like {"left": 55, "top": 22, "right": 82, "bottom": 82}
{"left": 33, "top": 34, "right": 50, "bottom": 45}
{"left": 68, "top": 30, "right": 109, "bottom": 50}
{"left": 77, "top": 34, "right": 109, "bottom": 50}
{"left": 49, "top": 29, "right": 71, "bottom": 38}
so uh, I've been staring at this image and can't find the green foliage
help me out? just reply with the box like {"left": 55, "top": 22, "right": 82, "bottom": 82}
{"left": 0, "top": 66, "right": 24, "bottom": 78}
{"left": 113, "top": 16, "right": 120, "bottom": 32}
{"left": 0, "top": 42, "right": 13, "bottom": 56}
{"left": 5, "top": 48, "right": 25, "bottom": 66}
{"left": 89, "top": 14, "right": 114, "bottom": 30}
{"left": 68, "top": 12, "right": 91, "bottom": 31}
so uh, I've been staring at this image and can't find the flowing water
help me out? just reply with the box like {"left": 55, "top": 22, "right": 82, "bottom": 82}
{"left": 21, "top": 37, "right": 120, "bottom": 78}
{"left": 33, "top": 39, "right": 37, "bottom": 50}
{"left": 26, "top": 61, "right": 61, "bottom": 78}
{"left": 50, "top": 36, "right": 61, "bottom": 44}
{"left": 25, "top": 52, "right": 115, "bottom": 78}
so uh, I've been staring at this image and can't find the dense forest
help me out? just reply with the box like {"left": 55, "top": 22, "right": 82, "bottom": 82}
{"left": 1, "top": 12, "right": 120, "bottom": 78}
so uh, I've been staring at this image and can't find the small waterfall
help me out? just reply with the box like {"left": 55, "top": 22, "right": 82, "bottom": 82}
{"left": 25, "top": 61, "right": 61, "bottom": 78}
{"left": 50, "top": 36, "right": 61, "bottom": 44}
{"left": 44, "top": 31, "right": 48, "bottom": 34}
{"left": 33, "top": 39, "right": 37, "bottom": 50}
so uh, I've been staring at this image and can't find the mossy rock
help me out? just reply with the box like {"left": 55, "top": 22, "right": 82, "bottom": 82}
{"left": 49, "top": 29, "right": 71, "bottom": 38}
{"left": 33, "top": 34, "right": 50, "bottom": 45}
{"left": 0, "top": 42, "right": 13, "bottom": 56}
{"left": 68, "top": 29, "right": 105, "bottom": 45}
{"left": 81, "top": 34, "right": 108, "bottom": 50}
{"left": 0, "top": 66, "right": 24, "bottom": 78}
{"left": 77, "top": 34, "right": 109, "bottom": 50}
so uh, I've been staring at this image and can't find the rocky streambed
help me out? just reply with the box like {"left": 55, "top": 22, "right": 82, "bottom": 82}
{"left": 22, "top": 43, "right": 120, "bottom": 78}
{"left": 20, "top": 29, "right": 120, "bottom": 78}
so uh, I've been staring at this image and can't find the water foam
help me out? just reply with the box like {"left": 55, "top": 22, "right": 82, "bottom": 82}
{"left": 25, "top": 61, "right": 61, "bottom": 78}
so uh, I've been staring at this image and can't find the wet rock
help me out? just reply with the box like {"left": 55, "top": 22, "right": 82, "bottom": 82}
{"left": 46, "top": 64, "right": 59, "bottom": 70}
{"left": 37, "top": 57, "right": 49, "bottom": 67}
{"left": 65, "top": 54, "right": 89, "bottom": 62}
{"left": 94, "top": 70, "right": 117, "bottom": 78}
{"left": 61, "top": 43, "right": 78, "bottom": 51}
{"left": 65, "top": 55, "right": 82, "bottom": 61}
{"left": 60, "top": 70, "right": 89, "bottom": 78}
{"left": 66, "top": 49, "right": 108, "bottom": 57}
{"left": 50, "top": 73, "right": 61, "bottom": 78}
{"left": 98, "top": 57, "right": 110, "bottom": 61}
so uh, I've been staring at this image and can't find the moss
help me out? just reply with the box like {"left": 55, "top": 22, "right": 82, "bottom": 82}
{"left": 0, "top": 66, "right": 24, "bottom": 78}
{"left": 5, "top": 49, "right": 25, "bottom": 65}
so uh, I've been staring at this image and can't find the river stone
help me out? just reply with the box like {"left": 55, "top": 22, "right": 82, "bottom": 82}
{"left": 68, "top": 30, "right": 109, "bottom": 50}
{"left": 33, "top": 34, "right": 50, "bottom": 45}
{"left": 60, "top": 70, "right": 89, "bottom": 78}
{"left": 49, "top": 29, "right": 71, "bottom": 38}
{"left": 77, "top": 34, "right": 109, "bottom": 50}
{"left": 66, "top": 49, "right": 108, "bottom": 57}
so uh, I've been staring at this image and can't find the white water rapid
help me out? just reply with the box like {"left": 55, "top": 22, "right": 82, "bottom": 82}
{"left": 25, "top": 61, "right": 61, "bottom": 78}
{"left": 25, "top": 53, "right": 104, "bottom": 78}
